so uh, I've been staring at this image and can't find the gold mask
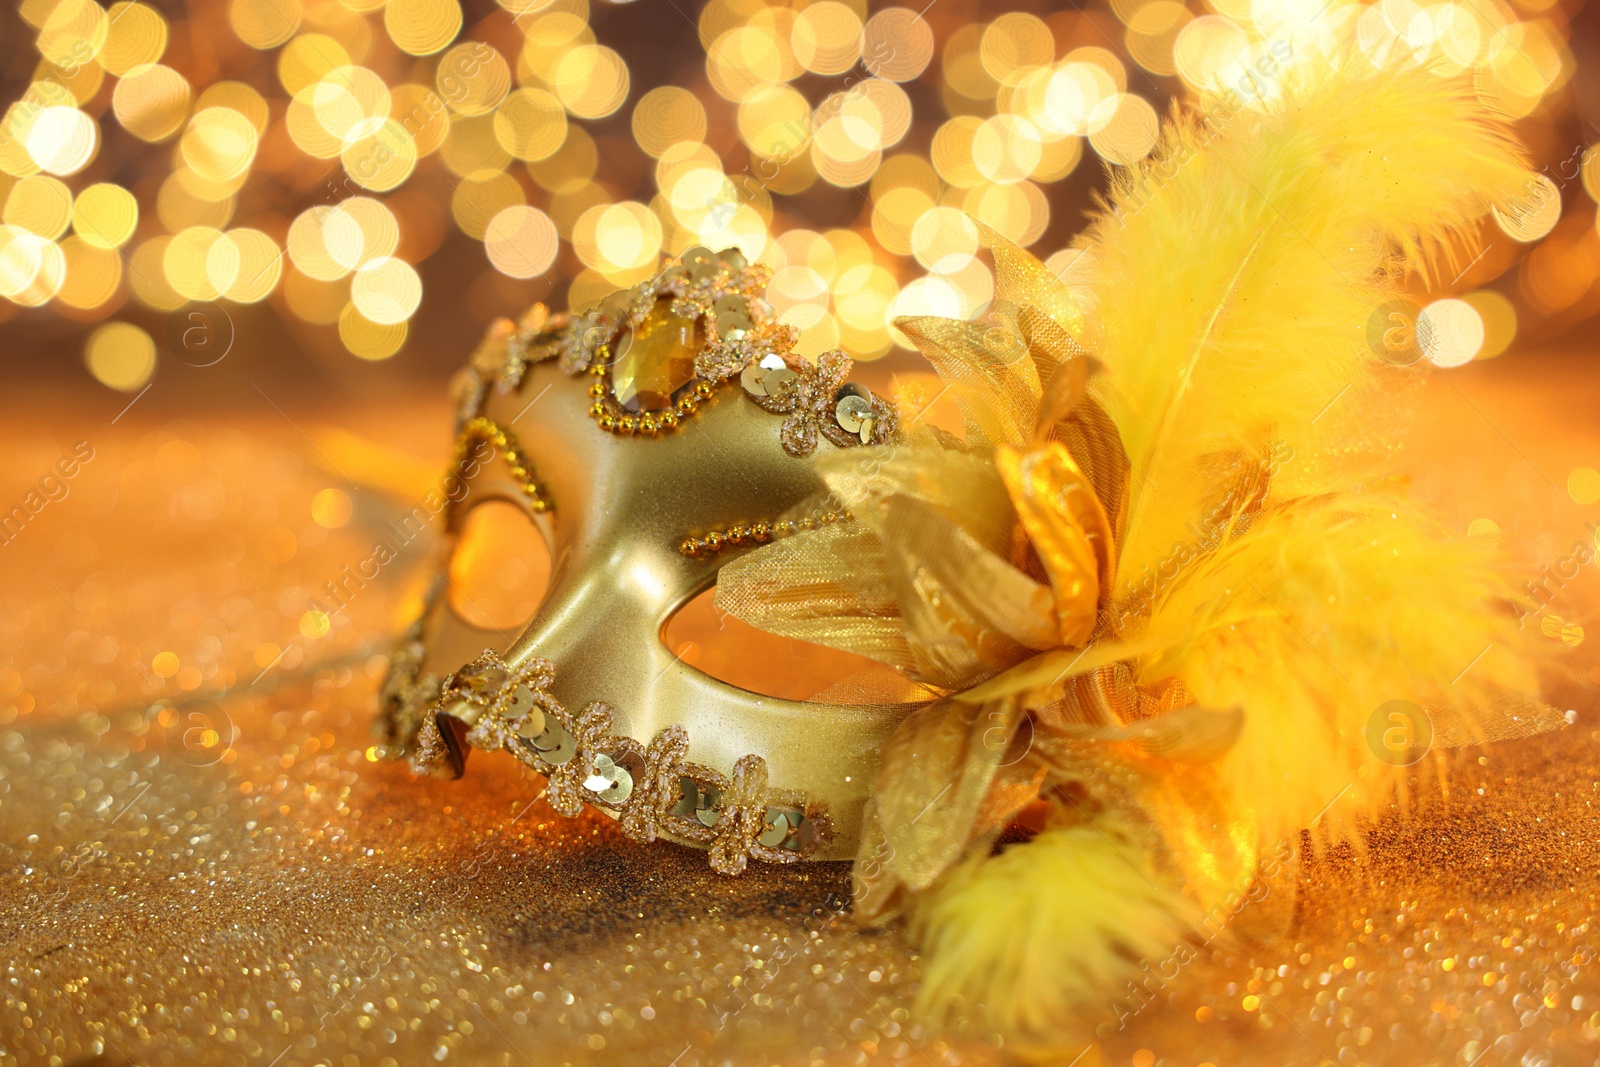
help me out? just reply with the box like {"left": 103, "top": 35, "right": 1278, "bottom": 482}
{"left": 377, "top": 247, "right": 911, "bottom": 872}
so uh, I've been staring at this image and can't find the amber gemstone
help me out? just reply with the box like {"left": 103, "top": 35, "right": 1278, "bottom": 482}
{"left": 612, "top": 300, "right": 699, "bottom": 412}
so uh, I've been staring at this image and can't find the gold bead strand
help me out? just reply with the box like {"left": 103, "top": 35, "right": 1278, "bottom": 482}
{"left": 678, "top": 508, "right": 851, "bottom": 557}
{"left": 458, "top": 416, "right": 553, "bottom": 514}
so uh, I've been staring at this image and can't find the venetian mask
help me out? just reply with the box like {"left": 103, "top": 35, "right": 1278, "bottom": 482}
{"left": 378, "top": 247, "right": 913, "bottom": 873}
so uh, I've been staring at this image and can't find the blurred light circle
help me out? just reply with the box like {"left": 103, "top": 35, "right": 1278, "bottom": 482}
{"left": 0, "top": 226, "right": 47, "bottom": 303}
{"left": 862, "top": 7, "right": 935, "bottom": 82}
{"left": 319, "top": 207, "right": 367, "bottom": 273}
{"left": 1125, "top": 2, "right": 1192, "bottom": 78}
{"left": 451, "top": 172, "right": 525, "bottom": 240}
{"left": 342, "top": 120, "right": 418, "bottom": 191}
{"left": 204, "top": 231, "right": 242, "bottom": 297}
{"left": 970, "top": 180, "right": 1049, "bottom": 246}
{"left": 222, "top": 228, "right": 283, "bottom": 303}
{"left": 665, "top": 165, "right": 734, "bottom": 227}
{"left": 437, "top": 43, "right": 510, "bottom": 117}
{"left": 113, "top": 64, "right": 193, "bottom": 143}
{"left": 311, "top": 487, "right": 353, "bottom": 528}
{"left": 973, "top": 114, "right": 1042, "bottom": 184}
{"left": 181, "top": 107, "right": 259, "bottom": 183}
{"left": 277, "top": 35, "right": 352, "bottom": 96}
{"left": 5, "top": 175, "right": 74, "bottom": 238}
{"left": 871, "top": 186, "right": 933, "bottom": 256}
{"left": 593, "top": 201, "right": 662, "bottom": 271}
{"left": 1493, "top": 173, "right": 1560, "bottom": 242}
{"left": 164, "top": 226, "right": 229, "bottom": 300}
{"left": 1044, "top": 62, "right": 1118, "bottom": 137}
{"left": 632, "top": 87, "right": 707, "bottom": 159}
{"left": 858, "top": 79, "right": 912, "bottom": 148}
{"left": 833, "top": 261, "right": 897, "bottom": 330}
{"left": 72, "top": 183, "right": 138, "bottom": 249}
{"left": 1089, "top": 93, "right": 1159, "bottom": 165}
{"left": 127, "top": 236, "right": 184, "bottom": 310}
{"left": 911, "top": 206, "right": 980, "bottom": 273}
{"left": 1461, "top": 288, "right": 1516, "bottom": 359}
{"left": 944, "top": 23, "right": 998, "bottom": 102}
{"left": 339, "top": 302, "right": 408, "bottom": 359}
{"left": 0, "top": 108, "right": 43, "bottom": 180}
{"left": 1568, "top": 468, "right": 1600, "bottom": 506}
{"left": 329, "top": 198, "right": 399, "bottom": 271}
{"left": 791, "top": 1, "right": 863, "bottom": 76}
{"left": 813, "top": 93, "right": 883, "bottom": 164}
{"left": 1418, "top": 298, "right": 1483, "bottom": 367}
{"left": 739, "top": 83, "right": 812, "bottom": 159}
{"left": 85, "top": 321, "right": 156, "bottom": 391}
{"left": 286, "top": 88, "right": 344, "bottom": 159}
{"left": 385, "top": 0, "right": 462, "bottom": 56}
{"left": 484, "top": 205, "right": 557, "bottom": 279}
{"left": 1032, "top": 134, "right": 1084, "bottom": 182}
{"left": 1173, "top": 15, "right": 1250, "bottom": 91}
{"left": 102, "top": 2, "right": 169, "bottom": 75}
{"left": 697, "top": 205, "right": 767, "bottom": 263}
{"left": 56, "top": 235, "right": 122, "bottom": 310}
{"left": 888, "top": 275, "right": 964, "bottom": 346}
{"left": 350, "top": 256, "right": 422, "bottom": 324}
{"left": 230, "top": 0, "right": 302, "bottom": 49}
{"left": 812, "top": 142, "right": 880, "bottom": 187}
{"left": 520, "top": 12, "right": 596, "bottom": 86}
{"left": 197, "top": 82, "right": 270, "bottom": 136}
{"left": 706, "top": 24, "right": 798, "bottom": 103}
{"left": 313, "top": 67, "right": 392, "bottom": 144}
{"left": 494, "top": 88, "right": 566, "bottom": 161}
{"left": 26, "top": 106, "right": 98, "bottom": 176}
{"left": 768, "top": 264, "right": 829, "bottom": 329}
{"left": 1432, "top": 4, "right": 1482, "bottom": 71}
{"left": 38, "top": 0, "right": 107, "bottom": 67}
{"left": 554, "top": 45, "right": 630, "bottom": 120}
{"left": 931, "top": 116, "right": 986, "bottom": 188}
{"left": 288, "top": 206, "right": 349, "bottom": 280}
{"left": 981, "top": 13, "right": 1054, "bottom": 86}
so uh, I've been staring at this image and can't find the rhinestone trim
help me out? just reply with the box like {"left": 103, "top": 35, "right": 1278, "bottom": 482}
{"left": 391, "top": 648, "right": 834, "bottom": 875}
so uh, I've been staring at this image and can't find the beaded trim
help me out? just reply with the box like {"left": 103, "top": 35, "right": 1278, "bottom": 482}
{"left": 456, "top": 417, "right": 552, "bottom": 513}
{"left": 678, "top": 506, "right": 853, "bottom": 557}
{"left": 452, "top": 246, "right": 900, "bottom": 457}
{"left": 399, "top": 649, "right": 834, "bottom": 874}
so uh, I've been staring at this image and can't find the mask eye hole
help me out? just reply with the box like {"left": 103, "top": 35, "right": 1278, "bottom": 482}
{"left": 445, "top": 499, "right": 551, "bottom": 633}
{"left": 661, "top": 588, "right": 921, "bottom": 705}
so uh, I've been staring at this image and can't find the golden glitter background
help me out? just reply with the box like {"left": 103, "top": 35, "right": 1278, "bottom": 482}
{"left": 5, "top": 0, "right": 1600, "bottom": 1064}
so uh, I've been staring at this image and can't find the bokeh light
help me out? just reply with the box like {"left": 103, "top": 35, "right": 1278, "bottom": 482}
{"left": 0, "top": 0, "right": 1581, "bottom": 383}
{"left": 84, "top": 321, "right": 156, "bottom": 390}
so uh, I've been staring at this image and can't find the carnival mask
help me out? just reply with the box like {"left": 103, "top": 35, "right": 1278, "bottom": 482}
{"left": 378, "top": 247, "right": 912, "bottom": 871}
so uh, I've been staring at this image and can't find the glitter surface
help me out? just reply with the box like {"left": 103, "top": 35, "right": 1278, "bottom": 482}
{"left": 4, "top": 352, "right": 1600, "bottom": 1066}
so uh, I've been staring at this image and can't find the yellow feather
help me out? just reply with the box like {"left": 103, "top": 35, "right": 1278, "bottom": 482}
{"left": 891, "top": 57, "right": 1555, "bottom": 1042}
{"left": 1141, "top": 491, "right": 1558, "bottom": 847}
{"left": 910, "top": 822, "right": 1197, "bottom": 1037}
{"left": 1080, "top": 56, "right": 1530, "bottom": 601}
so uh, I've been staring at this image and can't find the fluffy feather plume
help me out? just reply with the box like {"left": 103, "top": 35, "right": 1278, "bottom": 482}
{"left": 892, "top": 57, "right": 1554, "bottom": 1040}
{"left": 1143, "top": 491, "right": 1554, "bottom": 849}
{"left": 1083, "top": 56, "right": 1529, "bottom": 602}
{"left": 717, "top": 48, "right": 1557, "bottom": 1047}
{"left": 911, "top": 822, "right": 1198, "bottom": 1036}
